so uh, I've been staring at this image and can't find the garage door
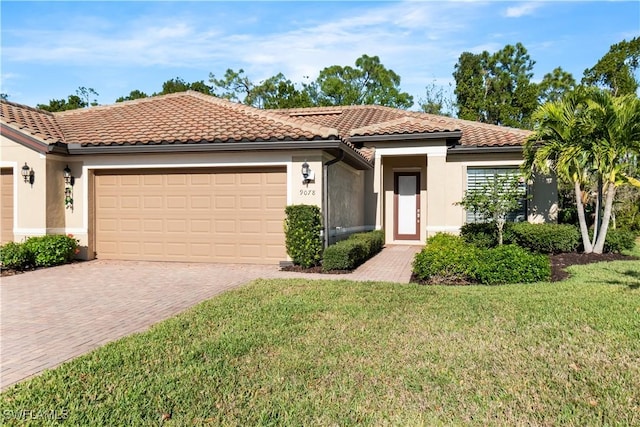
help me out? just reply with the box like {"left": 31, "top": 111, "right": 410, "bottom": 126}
{"left": 94, "top": 167, "right": 287, "bottom": 264}
{"left": 1, "top": 168, "right": 14, "bottom": 244}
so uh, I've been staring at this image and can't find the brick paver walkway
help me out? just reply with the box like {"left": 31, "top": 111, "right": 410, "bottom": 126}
{"left": 0, "top": 245, "right": 420, "bottom": 390}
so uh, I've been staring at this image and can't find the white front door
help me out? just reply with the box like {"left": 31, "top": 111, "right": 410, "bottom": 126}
{"left": 394, "top": 172, "right": 420, "bottom": 240}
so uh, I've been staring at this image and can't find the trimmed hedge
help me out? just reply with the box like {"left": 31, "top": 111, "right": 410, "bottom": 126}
{"left": 284, "top": 205, "right": 323, "bottom": 268}
{"left": 322, "top": 230, "right": 384, "bottom": 272}
{"left": 510, "top": 223, "right": 580, "bottom": 254}
{"left": 413, "top": 233, "right": 551, "bottom": 285}
{"left": 474, "top": 244, "right": 551, "bottom": 285}
{"left": 602, "top": 229, "right": 637, "bottom": 253}
{"left": 412, "top": 234, "right": 479, "bottom": 284}
{"left": 1, "top": 234, "right": 79, "bottom": 270}
{"left": 460, "top": 222, "right": 515, "bottom": 248}
{"left": 0, "top": 242, "right": 36, "bottom": 270}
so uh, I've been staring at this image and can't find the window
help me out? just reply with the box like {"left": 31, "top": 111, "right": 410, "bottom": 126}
{"left": 465, "top": 167, "right": 527, "bottom": 223}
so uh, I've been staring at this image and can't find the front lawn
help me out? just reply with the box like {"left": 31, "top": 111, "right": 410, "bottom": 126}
{"left": 2, "top": 260, "right": 639, "bottom": 425}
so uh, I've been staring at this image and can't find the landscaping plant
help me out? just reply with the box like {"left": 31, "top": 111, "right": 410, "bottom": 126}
{"left": 284, "top": 205, "right": 323, "bottom": 268}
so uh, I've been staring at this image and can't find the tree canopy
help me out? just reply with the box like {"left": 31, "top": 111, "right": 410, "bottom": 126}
{"left": 582, "top": 37, "right": 640, "bottom": 96}
{"left": 453, "top": 43, "right": 539, "bottom": 128}
{"left": 37, "top": 87, "right": 99, "bottom": 112}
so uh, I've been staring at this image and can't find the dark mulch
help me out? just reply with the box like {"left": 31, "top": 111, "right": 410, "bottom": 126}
{"left": 280, "top": 265, "right": 351, "bottom": 274}
{"left": 549, "top": 252, "right": 637, "bottom": 282}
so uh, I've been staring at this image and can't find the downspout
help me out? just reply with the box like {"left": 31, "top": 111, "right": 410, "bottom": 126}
{"left": 323, "top": 150, "right": 345, "bottom": 249}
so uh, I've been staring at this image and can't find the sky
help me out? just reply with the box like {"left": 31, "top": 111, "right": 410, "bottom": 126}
{"left": 1, "top": 1, "right": 639, "bottom": 110}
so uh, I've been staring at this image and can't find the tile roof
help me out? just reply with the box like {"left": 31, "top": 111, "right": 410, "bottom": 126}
{"left": 274, "top": 104, "right": 531, "bottom": 148}
{"left": 1, "top": 92, "right": 531, "bottom": 161}
{"left": 0, "top": 100, "right": 65, "bottom": 144}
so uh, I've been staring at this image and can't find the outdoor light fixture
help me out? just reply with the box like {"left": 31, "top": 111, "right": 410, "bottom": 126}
{"left": 63, "top": 165, "right": 75, "bottom": 209}
{"left": 62, "top": 165, "right": 74, "bottom": 185}
{"left": 21, "top": 162, "right": 34, "bottom": 184}
{"left": 301, "top": 161, "right": 314, "bottom": 184}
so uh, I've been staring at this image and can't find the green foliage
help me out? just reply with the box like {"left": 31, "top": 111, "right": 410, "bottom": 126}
{"left": 0, "top": 242, "right": 35, "bottom": 270}
{"left": 284, "top": 205, "right": 323, "bottom": 268}
{"left": 602, "top": 229, "right": 638, "bottom": 253}
{"left": 460, "top": 222, "right": 515, "bottom": 248}
{"left": 322, "top": 230, "right": 385, "bottom": 272}
{"left": 538, "top": 67, "right": 576, "bottom": 104}
{"left": 510, "top": 223, "right": 581, "bottom": 254}
{"left": 456, "top": 174, "right": 526, "bottom": 245}
{"left": 453, "top": 43, "right": 538, "bottom": 128}
{"left": 315, "top": 54, "right": 414, "bottom": 109}
{"left": 115, "top": 89, "right": 148, "bottom": 103}
{"left": 413, "top": 233, "right": 550, "bottom": 285}
{"left": 156, "top": 77, "right": 212, "bottom": 96}
{"left": 23, "top": 235, "right": 79, "bottom": 267}
{"left": 37, "top": 87, "right": 99, "bottom": 112}
{"left": 474, "top": 244, "right": 551, "bottom": 285}
{"left": 412, "top": 234, "right": 480, "bottom": 284}
{"left": 582, "top": 37, "right": 640, "bottom": 96}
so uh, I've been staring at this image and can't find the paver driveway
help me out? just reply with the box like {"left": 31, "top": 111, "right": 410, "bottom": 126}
{"left": 0, "top": 245, "right": 420, "bottom": 390}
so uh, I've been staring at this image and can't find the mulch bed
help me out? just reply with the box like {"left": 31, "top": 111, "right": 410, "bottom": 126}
{"left": 282, "top": 252, "right": 638, "bottom": 283}
{"left": 549, "top": 252, "right": 636, "bottom": 282}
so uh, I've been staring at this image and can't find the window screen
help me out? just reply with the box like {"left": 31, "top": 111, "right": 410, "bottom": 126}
{"left": 465, "top": 167, "right": 527, "bottom": 223}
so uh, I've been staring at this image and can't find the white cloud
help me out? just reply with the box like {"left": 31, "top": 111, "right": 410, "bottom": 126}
{"left": 503, "top": 2, "right": 542, "bottom": 18}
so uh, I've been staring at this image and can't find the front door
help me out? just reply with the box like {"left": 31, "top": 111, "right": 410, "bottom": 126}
{"left": 394, "top": 172, "right": 420, "bottom": 240}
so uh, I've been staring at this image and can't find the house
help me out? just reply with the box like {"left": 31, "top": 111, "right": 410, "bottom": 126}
{"left": 0, "top": 91, "right": 557, "bottom": 264}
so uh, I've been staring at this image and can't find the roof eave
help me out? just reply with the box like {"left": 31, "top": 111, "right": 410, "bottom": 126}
{"left": 447, "top": 144, "right": 523, "bottom": 154}
{"left": 67, "top": 139, "right": 373, "bottom": 170}
{"left": 349, "top": 131, "right": 462, "bottom": 144}
{"left": 1, "top": 123, "right": 68, "bottom": 155}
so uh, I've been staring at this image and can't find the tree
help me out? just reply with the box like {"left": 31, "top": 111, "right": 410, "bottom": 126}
{"left": 525, "top": 88, "right": 640, "bottom": 254}
{"left": 538, "top": 67, "right": 576, "bottom": 104}
{"left": 209, "top": 69, "right": 314, "bottom": 108}
{"left": 584, "top": 90, "right": 640, "bottom": 253}
{"left": 418, "top": 80, "right": 454, "bottom": 116}
{"left": 315, "top": 54, "right": 414, "bottom": 108}
{"left": 37, "top": 87, "right": 99, "bottom": 112}
{"left": 115, "top": 90, "right": 148, "bottom": 103}
{"left": 453, "top": 43, "right": 538, "bottom": 128}
{"left": 0, "top": 93, "right": 8, "bottom": 101}
{"left": 456, "top": 174, "right": 526, "bottom": 245}
{"left": 155, "top": 77, "right": 212, "bottom": 96}
{"left": 582, "top": 37, "right": 640, "bottom": 96}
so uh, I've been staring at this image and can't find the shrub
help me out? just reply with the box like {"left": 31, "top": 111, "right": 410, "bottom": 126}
{"left": 284, "top": 205, "right": 323, "bottom": 268}
{"left": 412, "top": 233, "right": 479, "bottom": 284}
{"left": 475, "top": 244, "right": 551, "bottom": 285}
{"left": 23, "top": 235, "right": 79, "bottom": 267}
{"left": 322, "top": 230, "right": 385, "bottom": 272}
{"left": 510, "top": 223, "right": 580, "bottom": 254}
{"left": 602, "top": 229, "right": 637, "bottom": 253}
{"left": 459, "top": 222, "right": 516, "bottom": 248}
{"left": 0, "top": 242, "right": 35, "bottom": 270}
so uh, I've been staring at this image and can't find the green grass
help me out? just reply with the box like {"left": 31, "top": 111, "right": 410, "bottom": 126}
{"left": 2, "top": 260, "right": 639, "bottom": 426}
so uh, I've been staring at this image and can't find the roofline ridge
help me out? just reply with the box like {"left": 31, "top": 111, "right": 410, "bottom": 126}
{"left": 1, "top": 99, "right": 56, "bottom": 117}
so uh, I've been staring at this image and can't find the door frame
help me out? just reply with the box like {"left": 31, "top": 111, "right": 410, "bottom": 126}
{"left": 393, "top": 172, "right": 420, "bottom": 240}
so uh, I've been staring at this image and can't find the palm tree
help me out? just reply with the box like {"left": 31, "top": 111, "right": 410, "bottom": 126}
{"left": 585, "top": 91, "right": 640, "bottom": 253}
{"left": 523, "top": 89, "right": 595, "bottom": 253}
{"left": 525, "top": 88, "right": 640, "bottom": 254}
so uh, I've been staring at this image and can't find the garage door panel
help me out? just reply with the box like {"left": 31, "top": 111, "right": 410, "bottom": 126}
{"left": 95, "top": 168, "right": 286, "bottom": 264}
{"left": 1, "top": 169, "right": 14, "bottom": 244}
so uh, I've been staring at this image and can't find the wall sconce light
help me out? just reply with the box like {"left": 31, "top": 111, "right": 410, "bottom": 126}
{"left": 301, "top": 161, "right": 314, "bottom": 184}
{"left": 21, "top": 162, "right": 34, "bottom": 185}
{"left": 63, "top": 165, "right": 75, "bottom": 210}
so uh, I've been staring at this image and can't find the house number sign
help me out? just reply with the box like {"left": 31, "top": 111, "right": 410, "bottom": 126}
{"left": 300, "top": 189, "right": 316, "bottom": 196}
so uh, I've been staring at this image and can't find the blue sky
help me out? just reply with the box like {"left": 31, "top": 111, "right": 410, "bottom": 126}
{"left": 1, "top": 1, "right": 639, "bottom": 109}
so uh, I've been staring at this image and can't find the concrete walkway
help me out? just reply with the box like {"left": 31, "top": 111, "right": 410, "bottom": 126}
{"left": 0, "top": 245, "right": 421, "bottom": 390}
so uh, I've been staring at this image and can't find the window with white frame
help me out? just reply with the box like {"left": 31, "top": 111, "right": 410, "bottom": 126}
{"left": 465, "top": 167, "right": 527, "bottom": 223}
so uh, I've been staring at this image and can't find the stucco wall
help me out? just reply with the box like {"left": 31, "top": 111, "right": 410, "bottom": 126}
{"left": 0, "top": 136, "right": 48, "bottom": 241}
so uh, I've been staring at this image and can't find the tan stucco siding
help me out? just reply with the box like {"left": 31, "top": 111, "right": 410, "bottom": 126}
{"left": 290, "top": 154, "right": 323, "bottom": 208}
{"left": 328, "top": 161, "right": 365, "bottom": 241}
{"left": 0, "top": 136, "right": 48, "bottom": 241}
